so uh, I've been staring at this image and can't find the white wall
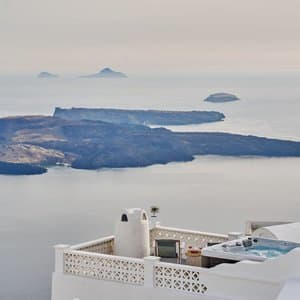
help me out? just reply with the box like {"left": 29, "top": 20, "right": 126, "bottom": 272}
{"left": 51, "top": 267, "right": 280, "bottom": 300}
{"left": 51, "top": 273, "right": 220, "bottom": 300}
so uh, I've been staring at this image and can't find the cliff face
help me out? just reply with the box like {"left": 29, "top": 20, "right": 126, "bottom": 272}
{"left": 0, "top": 144, "right": 66, "bottom": 164}
{"left": 54, "top": 107, "right": 225, "bottom": 125}
{"left": 0, "top": 115, "right": 299, "bottom": 174}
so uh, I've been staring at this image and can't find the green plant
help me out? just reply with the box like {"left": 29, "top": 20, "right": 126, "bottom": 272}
{"left": 150, "top": 206, "right": 160, "bottom": 217}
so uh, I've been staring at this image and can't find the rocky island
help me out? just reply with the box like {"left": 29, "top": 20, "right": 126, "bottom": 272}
{"left": 0, "top": 115, "right": 299, "bottom": 175}
{"left": 37, "top": 72, "right": 59, "bottom": 79}
{"left": 81, "top": 67, "right": 127, "bottom": 78}
{"left": 0, "top": 161, "right": 47, "bottom": 175}
{"left": 204, "top": 93, "right": 239, "bottom": 103}
{"left": 54, "top": 107, "right": 225, "bottom": 125}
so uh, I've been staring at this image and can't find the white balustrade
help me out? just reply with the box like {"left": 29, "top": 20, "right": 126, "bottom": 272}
{"left": 64, "top": 250, "right": 145, "bottom": 285}
{"left": 56, "top": 226, "right": 228, "bottom": 295}
{"left": 54, "top": 244, "right": 70, "bottom": 273}
{"left": 150, "top": 225, "right": 228, "bottom": 251}
{"left": 154, "top": 262, "right": 208, "bottom": 295}
{"left": 61, "top": 248, "right": 209, "bottom": 294}
{"left": 55, "top": 225, "right": 300, "bottom": 300}
{"left": 70, "top": 236, "right": 114, "bottom": 254}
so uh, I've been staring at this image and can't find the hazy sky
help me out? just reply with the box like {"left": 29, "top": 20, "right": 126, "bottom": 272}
{"left": 1, "top": 0, "right": 300, "bottom": 74}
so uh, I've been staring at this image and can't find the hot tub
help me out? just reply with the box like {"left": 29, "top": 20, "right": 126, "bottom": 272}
{"left": 201, "top": 237, "right": 300, "bottom": 267}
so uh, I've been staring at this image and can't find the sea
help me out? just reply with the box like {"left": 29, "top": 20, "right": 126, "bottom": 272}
{"left": 0, "top": 72, "right": 299, "bottom": 300}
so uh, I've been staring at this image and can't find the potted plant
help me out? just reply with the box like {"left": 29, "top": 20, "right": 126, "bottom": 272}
{"left": 150, "top": 206, "right": 160, "bottom": 218}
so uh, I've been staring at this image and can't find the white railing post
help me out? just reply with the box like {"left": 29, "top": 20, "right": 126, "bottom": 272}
{"left": 143, "top": 256, "right": 160, "bottom": 288}
{"left": 54, "top": 244, "right": 70, "bottom": 273}
{"left": 155, "top": 221, "right": 161, "bottom": 227}
{"left": 227, "top": 232, "right": 244, "bottom": 241}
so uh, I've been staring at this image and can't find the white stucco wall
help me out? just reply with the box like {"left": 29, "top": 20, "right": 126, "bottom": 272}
{"left": 52, "top": 273, "right": 221, "bottom": 300}
{"left": 52, "top": 270, "right": 281, "bottom": 300}
{"left": 275, "top": 277, "right": 300, "bottom": 300}
{"left": 252, "top": 223, "right": 300, "bottom": 243}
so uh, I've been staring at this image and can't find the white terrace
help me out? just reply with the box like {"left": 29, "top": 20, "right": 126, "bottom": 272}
{"left": 51, "top": 209, "right": 300, "bottom": 300}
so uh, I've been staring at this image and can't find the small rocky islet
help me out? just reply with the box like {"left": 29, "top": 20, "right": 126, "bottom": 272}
{"left": 81, "top": 67, "right": 127, "bottom": 78}
{"left": 204, "top": 93, "right": 239, "bottom": 103}
{"left": 37, "top": 67, "right": 127, "bottom": 79}
{"left": 37, "top": 72, "right": 59, "bottom": 79}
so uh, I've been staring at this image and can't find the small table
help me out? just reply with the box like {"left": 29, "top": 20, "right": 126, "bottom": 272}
{"left": 185, "top": 248, "right": 202, "bottom": 267}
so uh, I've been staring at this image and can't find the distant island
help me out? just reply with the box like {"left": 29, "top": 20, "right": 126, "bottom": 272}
{"left": 54, "top": 107, "right": 225, "bottom": 125}
{"left": 81, "top": 67, "right": 127, "bottom": 78}
{"left": 37, "top": 72, "right": 59, "bottom": 79}
{"left": 204, "top": 93, "right": 239, "bottom": 103}
{"left": 0, "top": 115, "right": 299, "bottom": 175}
{"left": 0, "top": 161, "right": 47, "bottom": 175}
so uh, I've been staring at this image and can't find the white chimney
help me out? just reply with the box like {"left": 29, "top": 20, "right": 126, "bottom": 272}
{"left": 114, "top": 208, "right": 150, "bottom": 258}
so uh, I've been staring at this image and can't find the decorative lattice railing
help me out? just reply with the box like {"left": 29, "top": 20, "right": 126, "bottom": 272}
{"left": 70, "top": 236, "right": 114, "bottom": 254}
{"left": 64, "top": 250, "right": 145, "bottom": 285}
{"left": 55, "top": 222, "right": 289, "bottom": 300}
{"left": 154, "top": 262, "right": 208, "bottom": 295}
{"left": 150, "top": 225, "right": 228, "bottom": 251}
{"left": 68, "top": 225, "right": 228, "bottom": 257}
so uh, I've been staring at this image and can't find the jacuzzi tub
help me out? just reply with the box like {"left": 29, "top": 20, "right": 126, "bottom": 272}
{"left": 201, "top": 237, "right": 300, "bottom": 265}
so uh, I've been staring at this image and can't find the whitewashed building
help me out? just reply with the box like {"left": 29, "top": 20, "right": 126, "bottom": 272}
{"left": 51, "top": 209, "right": 300, "bottom": 300}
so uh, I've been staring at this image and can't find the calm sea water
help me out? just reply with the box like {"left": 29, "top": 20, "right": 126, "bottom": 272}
{"left": 1, "top": 72, "right": 300, "bottom": 139}
{"left": 0, "top": 72, "right": 300, "bottom": 300}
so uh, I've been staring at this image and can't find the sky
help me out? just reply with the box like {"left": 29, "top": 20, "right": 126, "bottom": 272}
{"left": 1, "top": 0, "right": 300, "bottom": 74}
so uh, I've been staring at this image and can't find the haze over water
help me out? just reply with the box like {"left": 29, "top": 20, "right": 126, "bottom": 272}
{"left": 0, "top": 72, "right": 300, "bottom": 300}
{"left": 1, "top": 72, "right": 300, "bottom": 139}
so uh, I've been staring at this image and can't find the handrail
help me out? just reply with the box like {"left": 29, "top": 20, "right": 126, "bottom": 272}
{"left": 63, "top": 249, "right": 145, "bottom": 285}
{"left": 153, "top": 225, "right": 228, "bottom": 239}
{"left": 150, "top": 225, "right": 228, "bottom": 251}
{"left": 70, "top": 235, "right": 114, "bottom": 250}
{"left": 65, "top": 249, "right": 144, "bottom": 263}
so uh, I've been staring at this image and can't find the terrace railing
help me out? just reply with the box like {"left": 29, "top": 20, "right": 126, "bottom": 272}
{"left": 55, "top": 236, "right": 144, "bottom": 285}
{"left": 63, "top": 249, "right": 145, "bottom": 285}
{"left": 55, "top": 243, "right": 208, "bottom": 293}
{"left": 154, "top": 261, "right": 208, "bottom": 295}
{"left": 70, "top": 236, "right": 114, "bottom": 254}
{"left": 54, "top": 233, "right": 294, "bottom": 300}
{"left": 150, "top": 224, "right": 228, "bottom": 252}
{"left": 54, "top": 225, "right": 227, "bottom": 290}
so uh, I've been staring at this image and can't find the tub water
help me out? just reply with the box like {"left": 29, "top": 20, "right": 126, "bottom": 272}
{"left": 245, "top": 245, "right": 290, "bottom": 258}
{"left": 202, "top": 238, "right": 300, "bottom": 262}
